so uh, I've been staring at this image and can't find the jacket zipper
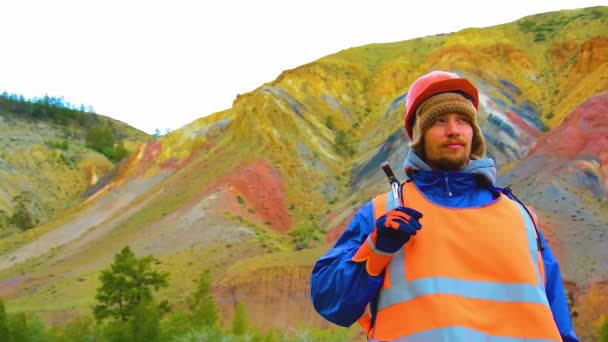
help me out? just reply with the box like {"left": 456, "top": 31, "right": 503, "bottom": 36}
{"left": 444, "top": 173, "right": 453, "bottom": 197}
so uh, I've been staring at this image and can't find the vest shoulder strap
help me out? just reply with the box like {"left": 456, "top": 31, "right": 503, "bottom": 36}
{"left": 493, "top": 185, "right": 544, "bottom": 252}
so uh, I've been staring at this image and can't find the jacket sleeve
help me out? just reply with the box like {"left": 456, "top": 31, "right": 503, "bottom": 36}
{"left": 310, "top": 201, "right": 384, "bottom": 327}
{"left": 538, "top": 230, "right": 579, "bottom": 342}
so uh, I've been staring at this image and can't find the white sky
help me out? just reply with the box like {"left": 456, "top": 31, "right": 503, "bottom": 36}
{"left": 1, "top": 0, "right": 605, "bottom": 135}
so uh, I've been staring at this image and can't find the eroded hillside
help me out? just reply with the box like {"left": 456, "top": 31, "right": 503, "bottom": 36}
{"left": 0, "top": 5, "right": 606, "bottom": 339}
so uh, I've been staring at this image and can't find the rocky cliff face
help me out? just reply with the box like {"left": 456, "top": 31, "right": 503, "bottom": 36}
{"left": 499, "top": 91, "right": 608, "bottom": 285}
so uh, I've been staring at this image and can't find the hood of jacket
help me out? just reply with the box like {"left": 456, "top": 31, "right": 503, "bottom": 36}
{"left": 403, "top": 149, "right": 497, "bottom": 185}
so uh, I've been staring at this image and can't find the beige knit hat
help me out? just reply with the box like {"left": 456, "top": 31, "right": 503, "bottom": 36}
{"left": 409, "top": 92, "right": 486, "bottom": 160}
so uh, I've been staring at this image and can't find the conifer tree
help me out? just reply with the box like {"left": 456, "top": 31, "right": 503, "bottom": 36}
{"left": 188, "top": 269, "right": 219, "bottom": 327}
{"left": 93, "top": 246, "right": 169, "bottom": 323}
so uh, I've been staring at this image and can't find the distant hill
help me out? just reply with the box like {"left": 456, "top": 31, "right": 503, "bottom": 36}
{"left": 0, "top": 93, "right": 151, "bottom": 229}
{"left": 0, "top": 5, "right": 606, "bottom": 340}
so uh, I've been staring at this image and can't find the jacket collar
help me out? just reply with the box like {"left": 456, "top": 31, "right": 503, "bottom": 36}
{"left": 402, "top": 150, "right": 497, "bottom": 185}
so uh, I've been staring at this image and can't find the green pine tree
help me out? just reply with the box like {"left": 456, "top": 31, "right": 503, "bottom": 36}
{"left": 93, "top": 246, "right": 169, "bottom": 323}
{"left": 188, "top": 269, "right": 219, "bottom": 327}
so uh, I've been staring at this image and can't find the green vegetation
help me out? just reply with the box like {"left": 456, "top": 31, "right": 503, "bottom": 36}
{"left": 325, "top": 115, "right": 335, "bottom": 130}
{"left": 93, "top": 246, "right": 170, "bottom": 323}
{"left": 85, "top": 125, "right": 129, "bottom": 162}
{"left": 8, "top": 191, "right": 36, "bottom": 231}
{"left": 0, "top": 298, "right": 8, "bottom": 340}
{"left": 0, "top": 6, "right": 605, "bottom": 340}
{"left": 289, "top": 221, "right": 324, "bottom": 250}
{"left": 44, "top": 140, "right": 69, "bottom": 151}
{"left": 231, "top": 302, "right": 248, "bottom": 336}
{"left": 0, "top": 91, "right": 146, "bottom": 163}
{"left": 334, "top": 129, "right": 357, "bottom": 157}
{"left": 516, "top": 7, "right": 608, "bottom": 45}
{"left": 187, "top": 269, "right": 219, "bottom": 327}
{"left": 0, "top": 298, "right": 48, "bottom": 341}
{"left": 0, "top": 247, "right": 354, "bottom": 341}
{"left": 600, "top": 316, "right": 608, "bottom": 342}
{"left": 0, "top": 91, "right": 150, "bottom": 234}
{"left": 0, "top": 92, "right": 96, "bottom": 126}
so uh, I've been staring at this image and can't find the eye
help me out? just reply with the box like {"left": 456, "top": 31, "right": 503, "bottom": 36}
{"left": 433, "top": 117, "right": 447, "bottom": 125}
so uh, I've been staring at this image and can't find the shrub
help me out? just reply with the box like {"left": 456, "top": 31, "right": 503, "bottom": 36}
{"left": 231, "top": 302, "right": 248, "bottom": 336}
{"left": 9, "top": 191, "right": 36, "bottom": 231}
{"left": 335, "top": 130, "right": 356, "bottom": 156}
{"left": 325, "top": 116, "right": 335, "bottom": 130}
{"left": 45, "top": 139, "right": 69, "bottom": 150}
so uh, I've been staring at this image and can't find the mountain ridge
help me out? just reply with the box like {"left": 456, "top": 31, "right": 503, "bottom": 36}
{"left": 0, "top": 5, "right": 606, "bottom": 339}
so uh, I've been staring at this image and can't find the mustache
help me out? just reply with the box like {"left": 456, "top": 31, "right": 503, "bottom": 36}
{"left": 442, "top": 139, "right": 467, "bottom": 147}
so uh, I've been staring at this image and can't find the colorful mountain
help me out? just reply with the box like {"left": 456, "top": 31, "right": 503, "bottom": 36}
{"left": 0, "top": 5, "right": 606, "bottom": 340}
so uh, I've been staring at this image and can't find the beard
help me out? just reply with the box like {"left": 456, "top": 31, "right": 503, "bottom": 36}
{"left": 426, "top": 153, "right": 469, "bottom": 171}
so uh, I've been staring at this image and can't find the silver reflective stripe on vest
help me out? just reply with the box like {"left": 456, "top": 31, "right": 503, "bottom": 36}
{"left": 385, "top": 190, "right": 399, "bottom": 212}
{"left": 514, "top": 202, "right": 545, "bottom": 289}
{"left": 378, "top": 191, "right": 407, "bottom": 297}
{"left": 377, "top": 276, "right": 548, "bottom": 310}
{"left": 369, "top": 326, "right": 558, "bottom": 342}
{"left": 375, "top": 193, "right": 549, "bottom": 311}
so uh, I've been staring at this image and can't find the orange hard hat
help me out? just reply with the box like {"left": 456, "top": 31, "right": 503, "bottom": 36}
{"left": 404, "top": 71, "right": 479, "bottom": 139}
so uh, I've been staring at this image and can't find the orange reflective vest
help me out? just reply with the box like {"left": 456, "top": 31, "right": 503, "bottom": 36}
{"left": 353, "top": 181, "right": 561, "bottom": 341}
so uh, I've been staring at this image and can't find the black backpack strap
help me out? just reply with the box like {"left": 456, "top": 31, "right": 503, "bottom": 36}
{"left": 492, "top": 185, "right": 544, "bottom": 252}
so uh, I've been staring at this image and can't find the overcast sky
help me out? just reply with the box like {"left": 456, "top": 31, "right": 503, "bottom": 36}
{"left": 1, "top": 0, "right": 605, "bottom": 134}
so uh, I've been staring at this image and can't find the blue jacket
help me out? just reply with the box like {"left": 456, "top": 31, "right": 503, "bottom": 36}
{"left": 311, "top": 151, "right": 578, "bottom": 341}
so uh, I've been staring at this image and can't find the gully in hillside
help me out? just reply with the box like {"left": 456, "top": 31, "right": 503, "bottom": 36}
{"left": 310, "top": 70, "right": 578, "bottom": 341}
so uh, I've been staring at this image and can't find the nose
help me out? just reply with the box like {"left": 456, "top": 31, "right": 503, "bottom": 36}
{"left": 445, "top": 118, "right": 461, "bottom": 136}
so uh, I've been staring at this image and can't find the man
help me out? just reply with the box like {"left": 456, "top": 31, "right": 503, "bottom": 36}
{"left": 310, "top": 71, "right": 578, "bottom": 341}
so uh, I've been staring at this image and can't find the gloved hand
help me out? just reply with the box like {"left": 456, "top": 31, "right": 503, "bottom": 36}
{"left": 374, "top": 206, "right": 423, "bottom": 253}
